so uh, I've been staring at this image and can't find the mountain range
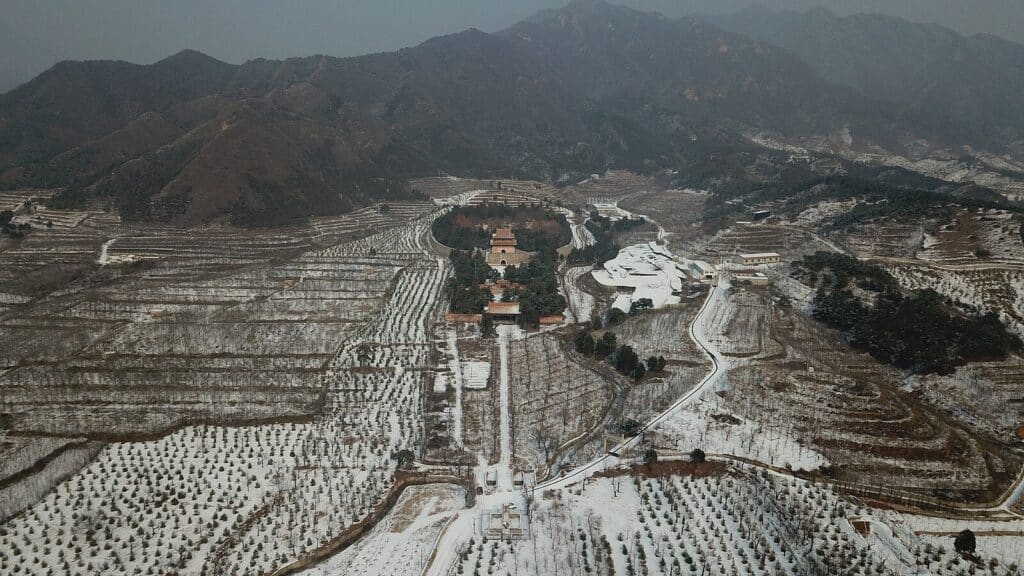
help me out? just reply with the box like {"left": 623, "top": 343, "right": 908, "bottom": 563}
{"left": 707, "top": 6, "right": 1024, "bottom": 151}
{"left": 1, "top": 0, "right": 1021, "bottom": 226}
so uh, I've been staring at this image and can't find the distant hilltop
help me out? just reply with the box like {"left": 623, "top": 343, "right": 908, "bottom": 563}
{"left": 2, "top": 0, "right": 1023, "bottom": 226}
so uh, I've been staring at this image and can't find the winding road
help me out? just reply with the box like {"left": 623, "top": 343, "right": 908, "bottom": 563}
{"left": 534, "top": 281, "right": 727, "bottom": 491}
{"left": 424, "top": 282, "right": 727, "bottom": 576}
{"left": 418, "top": 204, "right": 1024, "bottom": 575}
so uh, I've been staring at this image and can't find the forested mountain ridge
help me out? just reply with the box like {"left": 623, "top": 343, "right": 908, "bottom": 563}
{"left": 2, "top": 0, "right": 1021, "bottom": 226}
{"left": 708, "top": 5, "right": 1024, "bottom": 149}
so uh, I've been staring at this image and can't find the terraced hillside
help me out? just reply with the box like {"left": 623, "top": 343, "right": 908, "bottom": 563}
{"left": 694, "top": 223, "right": 831, "bottom": 261}
{"left": 0, "top": 214, "right": 452, "bottom": 575}
{"left": 644, "top": 283, "right": 1021, "bottom": 505}
{"left": 0, "top": 202, "right": 436, "bottom": 435}
{"left": 0, "top": 201, "right": 438, "bottom": 527}
{"left": 834, "top": 221, "right": 925, "bottom": 258}
{"left": 508, "top": 333, "right": 614, "bottom": 471}
{"left": 728, "top": 288, "right": 1021, "bottom": 502}
{"left": 618, "top": 188, "right": 708, "bottom": 250}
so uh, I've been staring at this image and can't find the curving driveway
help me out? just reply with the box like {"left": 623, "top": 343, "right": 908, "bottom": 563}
{"left": 534, "top": 282, "right": 726, "bottom": 491}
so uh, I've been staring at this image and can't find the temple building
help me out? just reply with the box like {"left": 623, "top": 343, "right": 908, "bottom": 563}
{"left": 491, "top": 228, "right": 517, "bottom": 258}
{"left": 486, "top": 227, "right": 530, "bottom": 269}
{"left": 485, "top": 301, "right": 521, "bottom": 323}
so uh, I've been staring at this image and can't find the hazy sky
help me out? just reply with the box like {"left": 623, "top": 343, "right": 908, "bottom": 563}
{"left": 3, "top": 0, "right": 1021, "bottom": 92}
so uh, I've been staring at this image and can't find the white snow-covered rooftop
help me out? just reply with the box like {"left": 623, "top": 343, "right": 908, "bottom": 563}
{"left": 687, "top": 260, "right": 715, "bottom": 273}
{"left": 648, "top": 241, "right": 672, "bottom": 258}
{"left": 594, "top": 242, "right": 692, "bottom": 313}
{"left": 612, "top": 294, "right": 633, "bottom": 313}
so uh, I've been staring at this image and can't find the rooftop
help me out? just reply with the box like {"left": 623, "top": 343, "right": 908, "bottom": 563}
{"left": 492, "top": 227, "right": 515, "bottom": 240}
{"left": 486, "top": 302, "right": 521, "bottom": 315}
{"left": 593, "top": 242, "right": 690, "bottom": 312}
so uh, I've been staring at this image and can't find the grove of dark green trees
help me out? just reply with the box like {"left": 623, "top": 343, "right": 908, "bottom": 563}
{"left": 795, "top": 252, "right": 1020, "bottom": 374}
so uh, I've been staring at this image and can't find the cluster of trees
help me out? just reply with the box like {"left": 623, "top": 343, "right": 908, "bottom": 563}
{"left": 830, "top": 189, "right": 959, "bottom": 229}
{"left": 815, "top": 288, "right": 1019, "bottom": 374}
{"left": 598, "top": 298, "right": 655, "bottom": 327}
{"left": 826, "top": 182, "right": 1021, "bottom": 229}
{"left": 792, "top": 251, "right": 899, "bottom": 293}
{"left": 646, "top": 356, "right": 668, "bottom": 371}
{"left": 89, "top": 140, "right": 204, "bottom": 223}
{"left": 434, "top": 205, "right": 573, "bottom": 329}
{"left": 503, "top": 252, "right": 566, "bottom": 329}
{"left": 47, "top": 186, "right": 92, "bottom": 210}
{"left": 798, "top": 253, "right": 1021, "bottom": 374}
{"left": 232, "top": 162, "right": 414, "bottom": 227}
{"left": 955, "top": 529, "right": 976, "bottom": 556}
{"left": 479, "top": 313, "right": 496, "bottom": 338}
{"left": 444, "top": 250, "right": 497, "bottom": 314}
{"left": 703, "top": 169, "right": 1020, "bottom": 230}
{"left": 44, "top": 141, "right": 203, "bottom": 222}
{"left": 0, "top": 210, "right": 31, "bottom": 238}
{"left": 567, "top": 212, "right": 647, "bottom": 266}
{"left": 630, "top": 298, "right": 654, "bottom": 313}
{"left": 574, "top": 329, "right": 666, "bottom": 380}
{"left": 612, "top": 418, "right": 642, "bottom": 437}
{"left": 391, "top": 449, "right": 415, "bottom": 469}
{"left": 442, "top": 228, "right": 567, "bottom": 328}
{"left": 431, "top": 204, "right": 571, "bottom": 252}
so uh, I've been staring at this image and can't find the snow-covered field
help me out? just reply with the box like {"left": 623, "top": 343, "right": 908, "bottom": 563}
{"left": 300, "top": 484, "right": 465, "bottom": 576}
{"left": 446, "top": 469, "right": 1022, "bottom": 576}
{"left": 656, "top": 400, "right": 829, "bottom": 470}
{"left": 0, "top": 215, "right": 451, "bottom": 576}
{"left": 7, "top": 171, "right": 1024, "bottom": 575}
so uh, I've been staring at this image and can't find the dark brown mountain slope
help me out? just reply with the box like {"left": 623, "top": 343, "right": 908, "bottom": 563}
{"left": 0, "top": 1, "right": 1015, "bottom": 226}
{"left": 0, "top": 50, "right": 237, "bottom": 167}
{"left": 708, "top": 6, "right": 1024, "bottom": 146}
{"left": 501, "top": 0, "right": 956, "bottom": 151}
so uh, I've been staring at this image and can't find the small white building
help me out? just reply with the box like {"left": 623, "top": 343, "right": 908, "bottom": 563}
{"left": 685, "top": 260, "right": 718, "bottom": 282}
{"left": 589, "top": 201, "right": 629, "bottom": 221}
{"left": 738, "top": 252, "right": 781, "bottom": 266}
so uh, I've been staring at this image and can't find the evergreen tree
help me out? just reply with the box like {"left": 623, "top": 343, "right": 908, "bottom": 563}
{"left": 574, "top": 331, "right": 596, "bottom": 355}
{"left": 480, "top": 314, "right": 496, "bottom": 338}
{"left": 630, "top": 363, "right": 647, "bottom": 380}
{"left": 954, "top": 530, "right": 976, "bottom": 556}
{"left": 595, "top": 332, "right": 618, "bottom": 356}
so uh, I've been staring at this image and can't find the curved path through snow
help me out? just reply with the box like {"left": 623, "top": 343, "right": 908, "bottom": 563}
{"left": 534, "top": 282, "right": 726, "bottom": 491}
